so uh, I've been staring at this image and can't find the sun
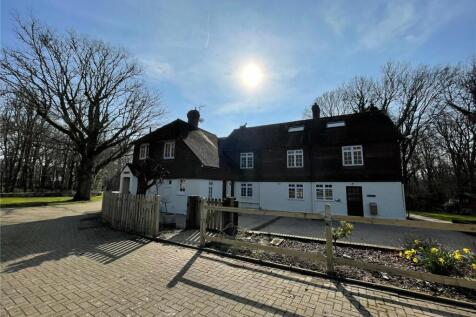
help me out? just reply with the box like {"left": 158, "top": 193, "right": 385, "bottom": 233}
{"left": 240, "top": 62, "right": 264, "bottom": 89}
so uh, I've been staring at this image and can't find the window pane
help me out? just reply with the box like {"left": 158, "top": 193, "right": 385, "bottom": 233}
{"left": 297, "top": 188, "right": 303, "bottom": 199}
{"left": 241, "top": 184, "right": 246, "bottom": 197}
{"left": 343, "top": 151, "right": 352, "bottom": 165}
{"left": 288, "top": 154, "right": 295, "bottom": 167}
{"left": 289, "top": 188, "right": 295, "bottom": 199}
{"left": 288, "top": 184, "right": 295, "bottom": 199}
{"left": 247, "top": 186, "right": 252, "bottom": 197}
{"left": 353, "top": 150, "right": 362, "bottom": 164}
{"left": 296, "top": 154, "right": 303, "bottom": 167}
{"left": 324, "top": 187, "right": 333, "bottom": 200}
{"left": 316, "top": 185, "right": 323, "bottom": 199}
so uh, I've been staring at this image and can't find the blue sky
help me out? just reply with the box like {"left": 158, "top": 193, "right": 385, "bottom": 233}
{"left": 1, "top": 0, "right": 475, "bottom": 137}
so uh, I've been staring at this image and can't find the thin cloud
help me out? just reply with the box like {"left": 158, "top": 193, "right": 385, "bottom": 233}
{"left": 139, "top": 58, "right": 175, "bottom": 81}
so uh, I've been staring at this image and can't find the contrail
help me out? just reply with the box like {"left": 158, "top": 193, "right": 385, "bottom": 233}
{"left": 205, "top": 13, "right": 210, "bottom": 48}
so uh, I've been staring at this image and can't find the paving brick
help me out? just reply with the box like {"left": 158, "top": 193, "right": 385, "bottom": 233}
{"left": 1, "top": 203, "right": 475, "bottom": 317}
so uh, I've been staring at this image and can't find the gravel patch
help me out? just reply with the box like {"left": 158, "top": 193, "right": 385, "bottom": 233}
{"left": 208, "top": 231, "right": 476, "bottom": 302}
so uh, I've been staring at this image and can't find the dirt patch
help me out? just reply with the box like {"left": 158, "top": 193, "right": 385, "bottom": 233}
{"left": 207, "top": 231, "right": 476, "bottom": 302}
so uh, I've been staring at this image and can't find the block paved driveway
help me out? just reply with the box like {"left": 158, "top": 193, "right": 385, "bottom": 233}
{"left": 1, "top": 203, "right": 475, "bottom": 316}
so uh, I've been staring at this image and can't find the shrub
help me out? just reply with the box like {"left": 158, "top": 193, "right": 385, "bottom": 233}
{"left": 332, "top": 221, "right": 353, "bottom": 245}
{"left": 400, "top": 239, "right": 476, "bottom": 276}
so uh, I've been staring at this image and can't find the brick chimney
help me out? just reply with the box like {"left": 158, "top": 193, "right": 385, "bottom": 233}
{"left": 311, "top": 102, "right": 320, "bottom": 119}
{"left": 187, "top": 109, "right": 200, "bottom": 129}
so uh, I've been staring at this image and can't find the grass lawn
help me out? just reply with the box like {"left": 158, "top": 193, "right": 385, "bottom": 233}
{"left": 410, "top": 211, "right": 476, "bottom": 223}
{"left": 0, "top": 194, "right": 103, "bottom": 208}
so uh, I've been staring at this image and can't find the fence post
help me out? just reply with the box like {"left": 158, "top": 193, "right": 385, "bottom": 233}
{"left": 154, "top": 195, "right": 161, "bottom": 237}
{"left": 223, "top": 197, "right": 238, "bottom": 235}
{"left": 199, "top": 198, "right": 207, "bottom": 247}
{"left": 325, "top": 203, "right": 335, "bottom": 275}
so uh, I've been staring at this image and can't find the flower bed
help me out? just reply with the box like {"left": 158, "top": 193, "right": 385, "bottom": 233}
{"left": 400, "top": 239, "right": 475, "bottom": 277}
{"left": 208, "top": 232, "right": 476, "bottom": 302}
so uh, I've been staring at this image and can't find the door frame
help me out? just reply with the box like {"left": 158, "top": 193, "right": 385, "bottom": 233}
{"left": 346, "top": 186, "right": 364, "bottom": 216}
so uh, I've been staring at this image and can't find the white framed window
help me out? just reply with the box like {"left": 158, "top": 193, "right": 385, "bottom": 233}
{"left": 288, "top": 184, "right": 304, "bottom": 200}
{"left": 139, "top": 143, "right": 149, "bottom": 160}
{"left": 163, "top": 141, "right": 175, "bottom": 159}
{"left": 326, "top": 121, "right": 346, "bottom": 128}
{"left": 240, "top": 152, "right": 254, "bottom": 169}
{"left": 287, "top": 149, "right": 303, "bottom": 168}
{"left": 208, "top": 181, "right": 213, "bottom": 198}
{"left": 316, "top": 184, "right": 333, "bottom": 200}
{"left": 288, "top": 126, "right": 304, "bottom": 132}
{"left": 342, "top": 145, "right": 363, "bottom": 166}
{"left": 240, "top": 183, "right": 253, "bottom": 198}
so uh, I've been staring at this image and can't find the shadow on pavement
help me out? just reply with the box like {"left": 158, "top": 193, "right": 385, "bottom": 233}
{"left": 167, "top": 251, "right": 471, "bottom": 317}
{"left": 1, "top": 213, "right": 150, "bottom": 272}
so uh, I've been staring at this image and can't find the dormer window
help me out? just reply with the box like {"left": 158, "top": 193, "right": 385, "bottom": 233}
{"left": 240, "top": 152, "right": 254, "bottom": 169}
{"left": 163, "top": 141, "right": 175, "bottom": 159}
{"left": 288, "top": 126, "right": 304, "bottom": 132}
{"left": 287, "top": 149, "right": 303, "bottom": 168}
{"left": 342, "top": 145, "right": 363, "bottom": 166}
{"left": 326, "top": 121, "right": 346, "bottom": 128}
{"left": 139, "top": 143, "right": 149, "bottom": 160}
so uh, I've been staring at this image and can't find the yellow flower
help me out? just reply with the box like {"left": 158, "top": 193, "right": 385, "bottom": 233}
{"left": 399, "top": 251, "right": 403, "bottom": 257}
{"left": 472, "top": 263, "right": 476, "bottom": 270}
{"left": 403, "top": 249, "right": 416, "bottom": 260}
{"left": 463, "top": 248, "right": 471, "bottom": 254}
{"left": 413, "top": 257, "right": 418, "bottom": 264}
{"left": 430, "top": 247, "right": 439, "bottom": 254}
{"left": 438, "top": 257, "right": 445, "bottom": 265}
{"left": 453, "top": 250, "right": 463, "bottom": 261}
{"left": 414, "top": 240, "right": 420, "bottom": 245}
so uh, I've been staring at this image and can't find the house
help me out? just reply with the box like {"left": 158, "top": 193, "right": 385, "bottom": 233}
{"left": 120, "top": 105, "right": 406, "bottom": 219}
{"left": 119, "top": 109, "right": 224, "bottom": 213}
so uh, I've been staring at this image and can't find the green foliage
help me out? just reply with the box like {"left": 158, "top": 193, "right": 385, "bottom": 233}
{"left": 0, "top": 194, "right": 102, "bottom": 208}
{"left": 410, "top": 211, "right": 476, "bottom": 223}
{"left": 332, "top": 221, "right": 353, "bottom": 243}
{"left": 400, "top": 239, "right": 475, "bottom": 276}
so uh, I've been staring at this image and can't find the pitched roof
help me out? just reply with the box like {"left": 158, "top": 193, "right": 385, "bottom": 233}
{"left": 123, "top": 163, "right": 139, "bottom": 176}
{"left": 220, "top": 110, "right": 400, "bottom": 151}
{"left": 183, "top": 129, "right": 219, "bottom": 168}
{"left": 134, "top": 119, "right": 220, "bottom": 168}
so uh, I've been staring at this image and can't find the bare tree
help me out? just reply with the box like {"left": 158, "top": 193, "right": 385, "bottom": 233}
{"left": 342, "top": 77, "right": 378, "bottom": 113}
{"left": 434, "top": 108, "right": 476, "bottom": 194}
{"left": 394, "top": 65, "right": 440, "bottom": 185}
{"left": 439, "top": 58, "right": 476, "bottom": 123}
{"left": 0, "top": 18, "right": 163, "bottom": 200}
{"left": 304, "top": 88, "right": 348, "bottom": 118}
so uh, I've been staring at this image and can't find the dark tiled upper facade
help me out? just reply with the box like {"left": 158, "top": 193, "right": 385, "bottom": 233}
{"left": 131, "top": 109, "right": 402, "bottom": 182}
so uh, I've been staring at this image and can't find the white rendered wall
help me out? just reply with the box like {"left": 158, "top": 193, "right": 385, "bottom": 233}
{"left": 147, "top": 179, "right": 223, "bottom": 214}
{"left": 119, "top": 166, "right": 138, "bottom": 194}
{"left": 234, "top": 181, "right": 406, "bottom": 219}
{"left": 233, "top": 181, "right": 260, "bottom": 209}
{"left": 310, "top": 182, "right": 406, "bottom": 219}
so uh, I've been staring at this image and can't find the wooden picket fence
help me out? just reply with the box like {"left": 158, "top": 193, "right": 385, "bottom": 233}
{"left": 101, "top": 191, "right": 160, "bottom": 238}
{"left": 199, "top": 201, "right": 476, "bottom": 290}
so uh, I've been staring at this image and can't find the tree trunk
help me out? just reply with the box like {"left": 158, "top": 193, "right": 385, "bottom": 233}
{"left": 73, "top": 157, "right": 94, "bottom": 201}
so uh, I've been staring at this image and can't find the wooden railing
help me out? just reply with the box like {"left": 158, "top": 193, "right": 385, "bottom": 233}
{"left": 199, "top": 202, "right": 476, "bottom": 290}
{"left": 102, "top": 191, "right": 160, "bottom": 238}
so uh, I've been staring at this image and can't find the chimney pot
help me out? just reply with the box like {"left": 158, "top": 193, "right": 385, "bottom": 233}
{"left": 311, "top": 103, "right": 320, "bottom": 119}
{"left": 187, "top": 109, "right": 200, "bottom": 129}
